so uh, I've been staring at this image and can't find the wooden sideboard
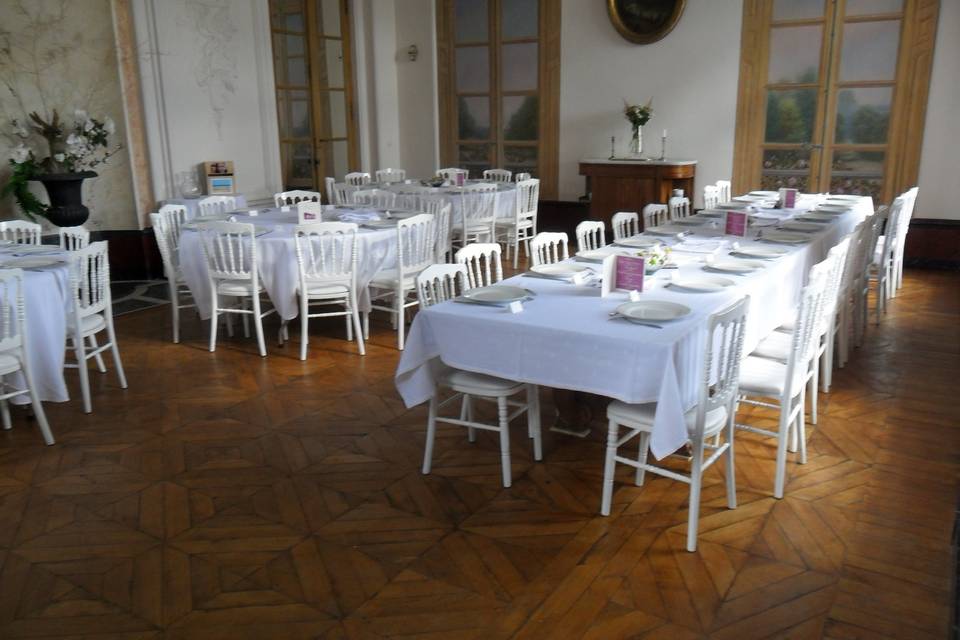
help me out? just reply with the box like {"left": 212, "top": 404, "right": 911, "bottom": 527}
{"left": 579, "top": 158, "right": 696, "bottom": 228}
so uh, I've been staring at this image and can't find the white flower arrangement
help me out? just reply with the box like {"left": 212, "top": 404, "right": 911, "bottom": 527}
{"left": 629, "top": 244, "right": 671, "bottom": 270}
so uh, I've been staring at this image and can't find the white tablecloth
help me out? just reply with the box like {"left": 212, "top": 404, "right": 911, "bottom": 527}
{"left": 0, "top": 253, "right": 70, "bottom": 404}
{"left": 178, "top": 207, "right": 398, "bottom": 321}
{"left": 384, "top": 181, "right": 517, "bottom": 222}
{"left": 161, "top": 194, "right": 248, "bottom": 220}
{"left": 395, "top": 194, "right": 872, "bottom": 459}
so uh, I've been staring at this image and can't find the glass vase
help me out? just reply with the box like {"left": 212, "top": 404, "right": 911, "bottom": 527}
{"left": 631, "top": 124, "right": 644, "bottom": 157}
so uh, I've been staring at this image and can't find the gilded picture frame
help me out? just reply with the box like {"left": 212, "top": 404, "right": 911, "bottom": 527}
{"left": 607, "top": 0, "right": 686, "bottom": 45}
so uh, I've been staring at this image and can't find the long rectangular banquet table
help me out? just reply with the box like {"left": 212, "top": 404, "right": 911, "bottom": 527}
{"left": 178, "top": 206, "right": 402, "bottom": 321}
{"left": 0, "top": 247, "right": 71, "bottom": 404}
{"left": 395, "top": 194, "right": 873, "bottom": 460}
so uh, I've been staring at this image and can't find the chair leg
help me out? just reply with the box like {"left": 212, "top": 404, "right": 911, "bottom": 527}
{"left": 170, "top": 279, "right": 180, "bottom": 343}
{"left": 209, "top": 292, "right": 219, "bottom": 353}
{"left": 797, "top": 399, "right": 808, "bottom": 465}
{"left": 527, "top": 385, "right": 542, "bottom": 461}
{"left": 345, "top": 307, "right": 353, "bottom": 342}
{"left": 396, "top": 289, "right": 408, "bottom": 351}
{"left": 635, "top": 432, "right": 649, "bottom": 486}
{"left": 600, "top": 419, "right": 619, "bottom": 516}
{"left": 21, "top": 357, "right": 54, "bottom": 445}
{"left": 252, "top": 295, "right": 267, "bottom": 357}
{"left": 104, "top": 322, "right": 128, "bottom": 390}
{"left": 88, "top": 334, "right": 107, "bottom": 373}
{"left": 463, "top": 395, "right": 475, "bottom": 443}
{"left": 73, "top": 334, "right": 92, "bottom": 414}
{"left": 363, "top": 311, "right": 370, "bottom": 340}
{"left": 241, "top": 298, "right": 251, "bottom": 338}
{"left": 725, "top": 413, "right": 737, "bottom": 510}
{"left": 0, "top": 398, "right": 10, "bottom": 430}
{"left": 823, "top": 327, "right": 835, "bottom": 392}
{"left": 496, "top": 397, "right": 512, "bottom": 488}
{"left": 686, "top": 436, "right": 705, "bottom": 552}
{"left": 351, "top": 304, "right": 366, "bottom": 356}
{"left": 809, "top": 364, "right": 819, "bottom": 425}
{"left": 299, "top": 300, "right": 309, "bottom": 361}
{"left": 774, "top": 407, "right": 791, "bottom": 499}
{"left": 422, "top": 395, "right": 438, "bottom": 474}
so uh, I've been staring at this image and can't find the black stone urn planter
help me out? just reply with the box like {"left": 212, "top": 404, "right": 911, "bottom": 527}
{"left": 30, "top": 171, "right": 97, "bottom": 227}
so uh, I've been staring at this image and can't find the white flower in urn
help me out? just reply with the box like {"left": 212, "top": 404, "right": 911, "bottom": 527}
{"left": 73, "top": 109, "right": 88, "bottom": 122}
{"left": 10, "top": 143, "right": 31, "bottom": 163}
{"left": 83, "top": 119, "right": 95, "bottom": 132}
{"left": 103, "top": 116, "right": 116, "bottom": 135}
{"left": 53, "top": 153, "right": 65, "bottom": 163}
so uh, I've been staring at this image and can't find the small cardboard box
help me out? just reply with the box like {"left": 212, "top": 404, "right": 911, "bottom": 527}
{"left": 204, "top": 161, "right": 235, "bottom": 195}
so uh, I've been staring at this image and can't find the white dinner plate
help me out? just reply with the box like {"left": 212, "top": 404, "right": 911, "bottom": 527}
{"left": 778, "top": 222, "right": 822, "bottom": 233}
{"left": 615, "top": 300, "right": 690, "bottom": 323}
{"left": 2, "top": 244, "right": 57, "bottom": 254}
{"left": 674, "top": 217, "right": 706, "bottom": 226}
{"left": 795, "top": 214, "right": 834, "bottom": 223}
{"left": 644, "top": 226, "right": 683, "bottom": 237}
{"left": 760, "top": 231, "right": 810, "bottom": 244}
{"left": 614, "top": 237, "right": 661, "bottom": 249}
{"left": 815, "top": 204, "right": 852, "bottom": 212}
{"left": 668, "top": 275, "right": 735, "bottom": 293}
{"left": 531, "top": 263, "right": 591, "bottom": 278}
{"left": 361, "top": 220, "right": 398, "bottom": 229}
{"left": 2, "top": 257, "right": 61, "bottom": 268}
{"left": 461, "top": 285, "right": 529, "bottom": 304}
{"left": 193, "top": 214, "right": 231, "bottom": 222}
{"left": 576, "top": 247, "right": 621, "bottom": 261}
{"left": 716, "top": 203, "right": 750, "bottom": 210}
{"left": 825, "top": 194, "right": 861, "bottom": 201}
{"left": 704, "top": 259, "right": 763, "bottom": 274}
{"left": 699, "top": 210, "right": 723, "bottom": 218}
{"left": 748, "top": 190, "right": 780, "bottom": 197}
{"left": 730, "top": 247, "right": 789, "bottom": 260}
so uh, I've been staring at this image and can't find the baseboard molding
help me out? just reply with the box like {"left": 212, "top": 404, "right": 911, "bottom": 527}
{"left": 905, "top": 218, "right": 960, "bottom": 269}
{"left": 95, "top": 228, "right": 163, "bottom": 281}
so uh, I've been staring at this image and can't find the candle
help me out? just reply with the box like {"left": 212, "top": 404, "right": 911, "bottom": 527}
{"left": 662, "top": 129, "right": 668, "bottom": 138}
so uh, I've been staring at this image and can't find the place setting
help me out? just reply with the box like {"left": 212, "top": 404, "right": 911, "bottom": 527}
{"left": 453, "top": 284, "right": 536, "bottom": 307}
{"left": 608, "top": 300, "right": 691, "bottom": 329}
{"left": 522, "top": 262, "right": 596, "bottom": 283}
{"left": 702, "top": 255, "right": 764, "bottom": 276}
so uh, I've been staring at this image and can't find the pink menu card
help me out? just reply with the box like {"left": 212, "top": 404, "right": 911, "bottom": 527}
{"left": 724, "top": 210, "right": 749, "bottom": 237}
{"left": 779, "top": 188, "right": 797, "bottom": 209}
{"left": 615, "top": 255, "right": 645, "bottom": 292}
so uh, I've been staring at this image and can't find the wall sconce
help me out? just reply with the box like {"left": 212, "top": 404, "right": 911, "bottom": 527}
{"left": 407, "top": 44, "right": 419, "bottom": 62}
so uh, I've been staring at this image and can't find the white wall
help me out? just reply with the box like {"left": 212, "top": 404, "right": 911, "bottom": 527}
{"left": 132, "top": 0, "right": 281, "bottom": 206}
{"left": 395, "top": 0, "right": 440, "bottom": 178}
{"left": 558, "top": 0, "right": 743, "bottom": 205}
{"left": 915, "top": 0, "right": 960, "bottom": 220}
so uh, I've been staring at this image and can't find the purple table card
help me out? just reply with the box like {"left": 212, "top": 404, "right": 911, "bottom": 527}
{"left": 615, "top": 255, "right": 645, "bottom": 292}
{"left": 779, "top": 188, "right": 797, "bottom": 209}
{"left": 298, "top": 201, "right": 322, "bottom": 224}
{"left": 724, "top": 210, "right": 749, "bottom": 237}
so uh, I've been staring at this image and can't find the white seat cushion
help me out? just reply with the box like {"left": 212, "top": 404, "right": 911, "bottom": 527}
{"left": 739, "top": 356, "right": 806, "bottom": 398}
{"left": 370, "top": 270, "right": 418, "bottom": 289}
{"left": 607, "top": 400, "right": 728, "bottom": 438}
{"left": 439, "top": 368, "right": 525, "bottom": 396}
{"left": 0, "top": 352, "right": 21, "bottom": 376}
{"left": 217, "top": 281, "right": 264, "bottom": 296}
{"left": 752, "top": 331, "right": 792, "bottom": 362}
{"left": 302, "top": 281, "right": 349, "bottom": 298}
{"left": 68, "top": 313, "right": 106, "bottom": 337}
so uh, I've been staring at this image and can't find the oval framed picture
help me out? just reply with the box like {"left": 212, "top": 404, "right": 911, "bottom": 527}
{"left": 607, "top": 0, "right": 686, "bottom": 45}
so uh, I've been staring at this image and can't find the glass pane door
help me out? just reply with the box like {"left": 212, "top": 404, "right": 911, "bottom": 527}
{"left": 271, "top": 0, "right": 315, "bottom": 188}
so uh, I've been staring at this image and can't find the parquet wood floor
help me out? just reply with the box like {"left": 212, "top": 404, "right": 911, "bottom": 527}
{"left": 0, "top": 269, "right": 957, "bottom": 639}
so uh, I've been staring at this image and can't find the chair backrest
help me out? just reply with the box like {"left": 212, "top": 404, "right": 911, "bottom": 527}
{"left": 879, "top": 198, "right": 904, "bottom": 264}
{"left": 328, "top": 182, "right": 357, "bottom": 205}
{"left": 703, "top": 185, "right": 720, "bottom": 210}
{"left": 275, "top": 190, "right": 321, "bottom": 207}
{"left": 839, "top": 220, "right": 866, "bottom": 298}
{"left": 197, "top": 195, "right": 237, "bottom": 217}
{"left": 669, "top": 196, "right": 691, "bottom": 220}
{"left": 396, "top": 213, "right": 437, "bottom": 279}
{"left": 460, "top": 185, "right": 499, "bottom": 241}
{"left": 433, "top": 202, "right": 453, "bottom": 263}
{"left": 893, "top": 188, "right": 915, "bottom": 262}
{"left": 324, "top": 177, "right": 336, "bottom": 205}
{"left": 642, "top": 204, "right": 669, "bottom": 229}
{"left": 483, "top": 169, "right": 512, "bottom": 182}
{"left": 0, "top": 220, "right": 41, "bottom": 245}
{"left": 575, "top": 220, "right": 605, "bottom": 252}
{"left": 395, "top": 188, "right": 435, "bottom": 211}
{"left": 784, "top": 260, "right": 830, "bottom": 399}
{"left": 59, "top": 226, "right": 90, "bottom": 251}
{"left": 455, "top": 242, "right": 503, "bottom": 288}
{"left": 293, "top": 222, "right": 358, "bottom": 284}
{"left": 514, "top": 178, "right": 540, "bottom": 225}
{"left": 530, "top": 232, "right": 569, "bottom": 267}
{"left": 715, "top": 180, "right": 732, "bottom": 204}
{"left": 819, "top": 236, "right": 851, "bottom": 334}
{"left": 351, "top": 188, "right": 397, "bottom": 209}
{"left": 514, "top": 172, "right": 532, "bottom": 182}
{"left": 375, "top": 168, "right": 406, "bottom": 183}
{"left": 694, "top": 295, "right": 750, "bottom": 436}
{"left": 611, "top": 211, "right": 639, "bottom": 241}
{"left": 437, "top": 167, "right": 468, "bottom": 182}
{"left": 157, "top": 204, "right": 188, "bottom": 252}
{"left": 345, "top": 172, "right": 371, "bottom": 186}
{"left": 859, "top": 208, "right": 885, "bottom": 288}
{"left": 197, "top": 221, "right": 258, "bottom": 282}
{"left": 68, "top": 240, "right": 111, "bottom": 320}
{"left": 0, "top": 269, "right": 25, "bottom": 354}
{"left": 416, "top": 263, "right": 469, "bottom": 308}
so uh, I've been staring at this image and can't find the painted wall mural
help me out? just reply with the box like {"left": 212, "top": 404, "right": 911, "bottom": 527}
{"left": 179, "top": 0, "right": 239, "bottom": 140}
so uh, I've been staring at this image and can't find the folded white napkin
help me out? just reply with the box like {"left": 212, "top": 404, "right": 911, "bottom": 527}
{"left": 672, "top": 239, "right": 725, "bottom": 254}
{"left": 338, "top": 212, "right": 381, "bottom": 223}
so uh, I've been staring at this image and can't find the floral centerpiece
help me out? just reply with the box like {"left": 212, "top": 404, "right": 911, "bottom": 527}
{"left": 2, "top": 109, "right": 120, "bottom": 227}
{"left": 629, "top": 243, "right": 671, "bottom": 273}
{"left": 623, "top": 99, "right": 654, "bottom": 157}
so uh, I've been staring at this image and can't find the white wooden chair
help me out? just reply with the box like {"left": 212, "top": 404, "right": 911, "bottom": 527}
{"left": 529, "top": 232, "right": 569, "bottom": 267}
{"left": 197, "top": 195, "right": 238, "bottom": 217}
{"left": 703, "top": 185, "right": 720, "bottom": 210}
{"left": 483, "top": 169, "right": 512, "bottom": 182}
{"left": 831, "top": 222, "right": 867, "bottom": 371}
{"left": 59, "top": 226, "right": 89, "bottom": 250}
{"left": 495, "top": 178, "right": 539, "bottom": 268}
{"left": 642, "top": 204, "right": 669, "bottom": 229}
{"left": 611, "top": 211, "right": 640, "bottom": 241}
{"left": 64, "top": 241, "right": 128, "bottom": 414}
{"left": 514, "top": 172, "right": 531, "bottom": 182}
{"left": 870, "top": 197, "right": 903, "bottom": 323}
{"left": 0, "top": 269, "right": 54, "bottom": 444}
{"left": 456, "top": 183, "right": 499, "bottom": 247}
{"left": 437, "top": 167, "right": 468, "bottom": 182}
{"left": 891, "top": 187, "right": 917, "bottom": 296}
{"left": 399, "top": 194, "right": 452, "bottom": 262}
{"left": 345, "top": 172, "right": 371, "bottom": 186}
{"left": 327, "top": 181, "right": 356, "bottom": 205}
{"left": 669, "top": 196, "right": 691, "bottom": 220}
{"left": 715, "top": 180, "right": 732, "bottom": 204}
{"left": 0, "top": 220, "right": 41, "bottom": 245}
{"left": 351, "top": 188, "right": 397, "bottom": 209}
{"left": 601, "top": 296, "right": 749, "bottom": 551}
{"left": 324, "top": 177, "right": 337, "bottom": 205}
{"left": 394, "top": 186, "right": 432, "bottom": 210}
{"left": 455, "top": 243, "right": 503, "bottom": 289}
{"left": 375, "top": 168, "right": 406, "bottom": 183}
{"left": 417, "top": 263, "right": 542, "bottom": 488}
{"left": 736, "top": 260, "right": 830, "bottom": 498}
{"left": 275, "top": 190, "right": 321, "bottom": 207}
{"left": 857, "top": 208, "right": 885, "bottom": 342}
{"left": 575, "top": 220, "right": 605, "bottom": 253}
{"left": 368, "top": 213, "right": 436, "bottom": 350}
{"left": 151, "top": 206, "right": 195, "bottom": 343}
{"left": 293, "top": 222, "right": 365, "bottom": 359}
{"left": 198, "top": 221, "right": 277, "bottom": 357}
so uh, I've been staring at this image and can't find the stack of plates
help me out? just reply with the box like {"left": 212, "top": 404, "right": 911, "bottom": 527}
{"left": 614, "top": 300, "right": 690, "bottom": 324}
{"left": 576, "top": 246, "right": 623, "bottom": 262}
{"left": 614, "top": 237, "right": 661, "bottom": 249}
{"left": 668, "top": 275, "right": 735, "bottom": 293}
{"left": 704, "top": 258, "right": 763, "bottom": 274}
{"left": 730, "top": 247, "right": 788, "bottom": 260}
{"left": 760, "top": 231, "right": 810, "bottom": 244}
{"left": 2, "top": 256, "right": 62, "bottom": 268}
{"left": 457, "top": 285, "right": 531, "bottom": 305}
{"left": 795, "top": 213, "right": 834, "bottom": 223}
{"left": 361, "top": 220, "right": 398, "bottom": 229}
{"left": 778, "top": 221, "right": 822, "bottom": 233}
{"left": 674, "top": 217, "right": 706, "bottom": 227}
{"left": 529, "top": 263, "right": 592, "bottom": 280}
{"left": 4, "top": 245, "right": 60, "bottom": 255}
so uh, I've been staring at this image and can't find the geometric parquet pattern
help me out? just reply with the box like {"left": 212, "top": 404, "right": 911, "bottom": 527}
{"left": 0, "top": 269, "right": 956, "bottom": 639}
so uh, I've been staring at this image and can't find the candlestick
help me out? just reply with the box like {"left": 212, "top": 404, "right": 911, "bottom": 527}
{"left": 609, "top": 136, "right": 616, "bottom": 160}
{"left": 659, "top": 132, "right": 667, "bottom": 161}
